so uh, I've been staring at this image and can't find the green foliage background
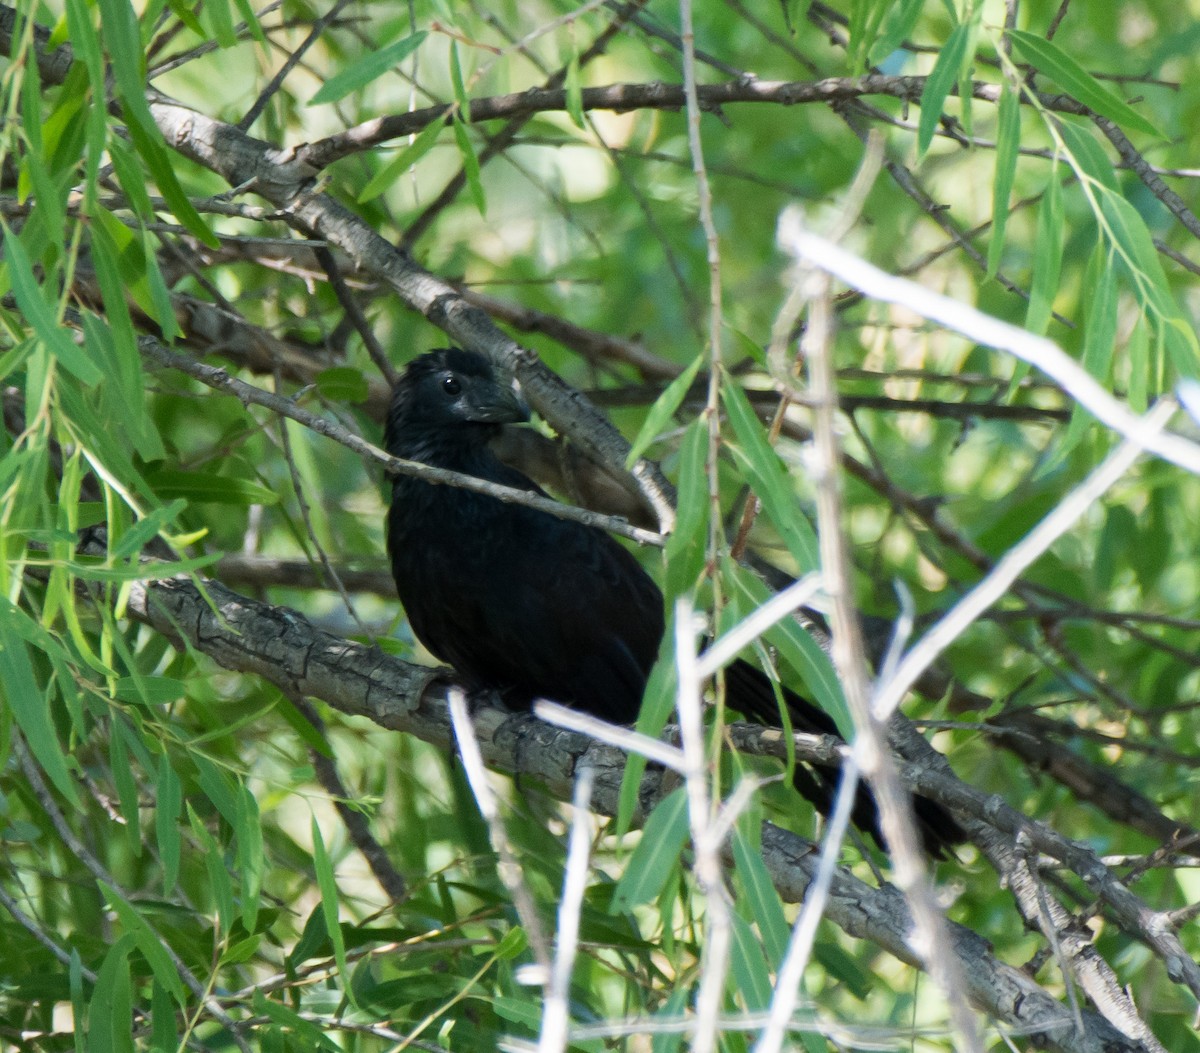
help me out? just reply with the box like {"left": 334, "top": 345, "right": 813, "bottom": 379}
{"left": 2, "top": 0, "right": 1200, "bottom": 1049}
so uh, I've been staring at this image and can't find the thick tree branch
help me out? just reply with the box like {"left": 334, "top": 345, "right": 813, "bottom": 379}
{"left": 108, "top": 561, "right": 1151, "bottom": 1053}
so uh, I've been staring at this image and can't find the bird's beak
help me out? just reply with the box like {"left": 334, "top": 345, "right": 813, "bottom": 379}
{"left": 467, "top": 382, "right": 530, "bottom": 425}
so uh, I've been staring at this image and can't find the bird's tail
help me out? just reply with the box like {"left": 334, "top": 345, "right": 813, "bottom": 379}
{"left": 723, "top": 658, "right": 963, "bottom": 858}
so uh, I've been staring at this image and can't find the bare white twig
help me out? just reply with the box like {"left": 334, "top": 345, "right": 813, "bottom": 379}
{"left": 752, "top": 760, "right": 860, "bottom": 1053}
{"left": 777, "top": 213, "right": 1200, "bottom": 477}
{"left": 676, "top": 598, "right": 732, "bottom": 1053}
{"left": 697, "top": 574, "right": 823, "bottom": 678}
{"left": 872, "top": 398, "right": 1177, "bottom": 720}
{"left": 790, "top": 239, "right": 985, "bottom": 1052}
{"left": 533, "top": 700, "right": 687, "bottom": 771}
{"left": 449, "top": 690, "right": 553, "bottom": 982}
{"left": 539, "top": 765, "right": 596, "bottom": 1053}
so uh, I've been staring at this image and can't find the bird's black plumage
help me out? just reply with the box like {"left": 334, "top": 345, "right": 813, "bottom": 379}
{"left": 385, "top": 348, "right": 962, "bottom": 855}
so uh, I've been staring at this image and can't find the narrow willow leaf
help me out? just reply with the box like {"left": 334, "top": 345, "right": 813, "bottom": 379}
{"left": 868, "top": 0, "right": 924, "bottom": 66}
{"left": 238, "top": 787, "right": 264, "bottom": 933}
{"left": 449, "top": 41, "right": 469, "bottom": 111}
{"left": 2, "top": 225, "right": 101, "bottom": 383}
{"left": 190, "top": 805, "right": 235, "bottom": 930}
{"left": 94, "top": 0, "right": 147, "bottom": 112}
{"left": 565, "top": 52, "right": 585, "bottom": 129}
{"left": 253, "top": 990, "right": 336, "bottom": 1048}
{"left": 1025, "top": 174, "right": 1063, "bottom": 336}
{"left": 309, "top": 32, "right": 427, "bottom": 105}
{"left": 229, "top": 0, "right": 267, "bottom": 44}
{"left": 109, "top": 722, "right": 141, "bottom": 857}
{"left": 663, "top": 417, "right": 708, "bottom": 600}
{"left": 145, "top": 467, "right": 281, "bottom": 505}
{"left": 358, "top": 116, "right": 448, "bottom": 202}
{"left": 164, "top": 0, "right": 204, "bottom": 37}
{"left": 1097, "top": 185, "right": 1200, "bottom": 374}
{"left": 453, "top": 116, "right": 487, "bottom": 215}
{"left": 70, "top": 949, "right": 86, "bottom": 1053}
{"left": 918, "top": 22, "right": 969, "bottom": 154}
{"left": 99, "top": 882, "right": 188, "bottom": 1005}
{"left": 1009, "top": 30, "right": 1161, "bottom": 138}
{"left": 194, "top": 753, "right": 239, "bottom": 824}
{"left": 88, "top": 934, "right": 136, "bottom": 1053}
{"left": 732, "top": 826, "right": 790, "bottom": 968}
{"left": 626, "top": 353, "right": 703, "bottom": 468}
{"left": 122, "top": 111, "right": 220, "bottom": 249}
{"left": 64, "top": 0, "right": 107, "bottom": 198}
{"left": 155, "top": 752, "right": 182, "bottom": 893}
{"left": 0, "top": 601, "right": 82, "bottom": 808}
{"left": 1050, "top": 247, "right": 1117, "bottom": 467}
{"left": 109, "top": 500, "right": 186, "bottom": 559}
{"left": 988, "top": 82, "right": 1020, "bottom": 277}
{"left": 1127, "top": 320, "right": 1150, "bottom": 411}
{"left": 721, "top": 377, "right": 818, "bottom": 571}
{"left": 617, "top": 632, "right": 677, "bottom": 836}
{"left": 311, "top": 817, "right": 354, "bottom": 1002}
{"left": 1058, "top": 120, "right": 1118, "bottom": 192}
{"left": 150, "top": 980, "right": 178, "bottom": 1053}
{"left": 200, "top": 0, "right": 236, "bottom": 48}
{"left": 723, "top": 560, "right": 851, "bottom": 737}
{"left": 729, "top": 911, "right": 773, "bottom": 1011}
{"left": 612, "top": 788, "right": 688, "bottom": 910}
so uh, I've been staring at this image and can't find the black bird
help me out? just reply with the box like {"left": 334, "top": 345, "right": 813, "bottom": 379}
{"left": 385, "top": 348, "right": 962, "bottom": 855}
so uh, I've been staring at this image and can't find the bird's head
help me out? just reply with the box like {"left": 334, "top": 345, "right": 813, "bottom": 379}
{"left": 385, "top": 348, "right": 529, "bottom": 460}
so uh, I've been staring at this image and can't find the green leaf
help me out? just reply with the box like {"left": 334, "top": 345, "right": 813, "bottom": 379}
{"left": 109, "top": 500, "right": 186, "bottom": 559}
{"left": 238, "top": 787, "right": 264, "bottom": 933}
{"left": 309, "top": 32, "right": 427, "bottom": 105}
{"left": 732, "top": 827, "right": 789, "bottom": 967}
{"left": 453, "top": 116, "right": 487, "bottom": 215}
{"left": 155, "top": 752, "right": 182, "bottom": 893}
{"left": 626, "top": 354, "right": 703, "bottom": 468}
{"left": 229, "top": 0, "right": 267, "bottom": 44}
{"left": 1058, "top": 120, "right": 1119, "bottom": 192}
{"left": 358, "top": 115, "right": 449, "bottom": 202}
{"left": 988, "top": 82, "right": 1020, "bottom": 277}
{"left": 449, "top": 41, "right": 470, "bottom": 111}
{"left": 253, "top": 990, "right": 338, "bottom": 1049}
{"left": 612, "top": 788, "right": 688, "bottom": 910}
{"left": 145, "top": 467, "right": 281, "bottom": 505}
{"left": 663, "top": 418, "right": 708, "bottom": 600}
{"left": 1008, "top": 30, "right": 1162, "bottom": 138}
{"left": 1065, "top": 247, "right": 1118, "bottom": 456}
{"left": 109, "top": 724, "right": 141, "bottom": 857}
{"left": 0, "top": 600, "right": 82, "bottom": 809}
{"left": 88, "top": 934, "right": 136, "bottom": 1053}
{"left": 729, "top": 911, "right": 773, "bottom": 1012}
{"left": 495, "top": 926, "right": 528, "bottom": 960}
{"left": 918, "top": 22, "right": 969, "bottom": 154}
{"left": 94, "top": 0, "right": 147, "bottom": 111}
{"left": 721, "top": 377, "right": 818, "bottom": 571}
{"left": 186, "top": 808, "right": 230, "bottom": 931}
{"left": 723, "top": 561, "right": 851, "bottom": 737}
{"left": 311, "top": 817, "right": 354, "bottom": 1002}
{"left": 121, "top": 109, "right": 220, "bottom": 249}
{"left": 2, "top": 225, "right": 102, "bottom": 383}
{"left": 1096, "top": 185, "right": 1200, "bottom": 375}
{"left": 99, "top": 882, "right": 188, "bottom": 1006}
{"left": 565, "top": 52, "right": 585, "bottom": 129}
{"left": 868, "top": 0, "right": 925, "bottom": 65}
{"left": 1025, "top": 173, "right": 1064, "bottom": 336}
{"left": 200, "top": 0, "right": 236, "bottom": 49}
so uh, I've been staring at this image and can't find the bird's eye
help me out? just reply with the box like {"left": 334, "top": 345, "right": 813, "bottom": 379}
{"left": 441, "top": 375, "right": 462, "bottom": 396}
